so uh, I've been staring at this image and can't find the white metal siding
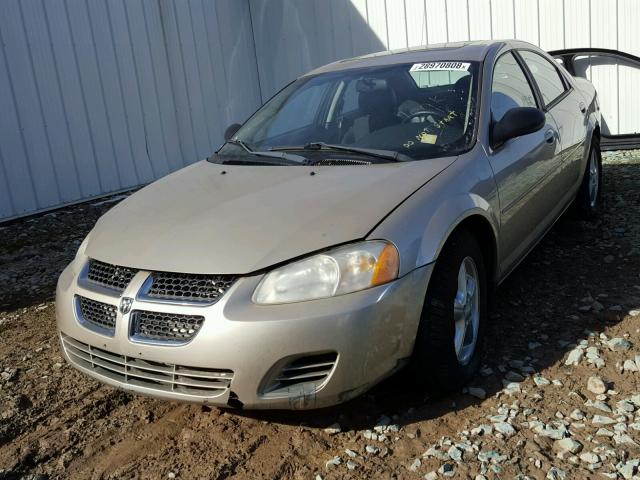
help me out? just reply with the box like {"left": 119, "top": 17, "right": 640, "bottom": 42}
{"left": 2, "top": 0, "right": 639, "bottom": 221}
{"left": 250, "top": 0, "right": 640, "bottom": 133}
{"left": 0, "top": 0, "right": 261, "bottom": 221}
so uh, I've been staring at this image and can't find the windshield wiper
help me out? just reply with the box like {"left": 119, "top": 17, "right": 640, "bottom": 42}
{"left": 270, "top": 142, "right": 411, "bottom": 162}
{"left": 225, "top": 139, "right": 307, "bottom": 164}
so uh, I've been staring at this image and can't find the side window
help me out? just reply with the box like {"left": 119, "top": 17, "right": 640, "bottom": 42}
{"left": 519, "top": 50, "right": 567, "bottom": 106}
{"left": 491, "top": 52, "right": 537, "bottom": 122}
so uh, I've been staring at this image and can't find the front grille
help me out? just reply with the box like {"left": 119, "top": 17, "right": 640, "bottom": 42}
{"left": 130, "top": 310, "right": 205, "bottom": 343}
{"left": 87, "top": 259, "right": 138, "bottom": 292}
{"left": 262, "top": 352, "right": 338, "bottom": 396}
{"left": 61, "top": 334, "right": 233, "bottom": 397}
{"left": 145, "top": 272, "right": 236, "bottom": 303}
{"left": 76, "top": 296, "right": 117, "bottom": 334}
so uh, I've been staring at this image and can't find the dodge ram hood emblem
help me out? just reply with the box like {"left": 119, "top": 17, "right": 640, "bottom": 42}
{"left": 119, "top": 297, "right": 133, "bottom": 315}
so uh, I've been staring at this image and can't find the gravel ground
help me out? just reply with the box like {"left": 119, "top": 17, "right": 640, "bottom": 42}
{"left": 1, "top": 152, "right": 639, "bottom": 480}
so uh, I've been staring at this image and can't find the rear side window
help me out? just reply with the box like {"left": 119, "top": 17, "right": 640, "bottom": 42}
{"left": 519, "top": 50, "right": 567, "bottom": 106}
{"left": 491, "top": 52, "right": 537, "bottom": 122}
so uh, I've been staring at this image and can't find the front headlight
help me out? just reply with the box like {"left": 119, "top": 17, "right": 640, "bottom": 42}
{"left": 252, "top": 240, "right": 400, "bottom": 304}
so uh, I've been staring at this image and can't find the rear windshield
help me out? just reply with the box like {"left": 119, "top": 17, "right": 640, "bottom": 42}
{"left": 216, "top": 61, "right": 480, "bottom": 162}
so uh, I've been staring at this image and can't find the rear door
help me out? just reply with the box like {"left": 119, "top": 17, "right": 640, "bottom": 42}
{"left": 551, "top": 48, "right": 640, "bottom": 151}
{"left": 488, "top": 51, "right": 563, "bottom": 273}
{"left": 517, "top": 49, "right": 586, "bottom": 189}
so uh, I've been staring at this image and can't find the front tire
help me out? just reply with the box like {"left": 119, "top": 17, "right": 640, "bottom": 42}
{"left": 411, "top": 229, "right": 487, "bottom": 392}
{"left": 573, "top": 138, "right": 602, "bottom": 219}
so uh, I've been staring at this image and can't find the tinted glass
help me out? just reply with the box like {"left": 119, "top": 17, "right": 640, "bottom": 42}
{"left": 216, "top": 61, "right": 480, "bottom": 161}
{"left": 519, "top": 50, "right": 566, "bottom": 105}
{"left": 491, "top": 52, "right": 537, "bottom": 122}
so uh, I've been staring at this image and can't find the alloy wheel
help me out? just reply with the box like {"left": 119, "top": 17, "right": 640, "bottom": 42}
{"left": 453, "top": 256, "right": 480, "bottom": 365}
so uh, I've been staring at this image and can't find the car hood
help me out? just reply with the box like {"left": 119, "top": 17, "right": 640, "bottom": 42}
{"left": 86, "top": 158, "right": 455, "bottom": 274}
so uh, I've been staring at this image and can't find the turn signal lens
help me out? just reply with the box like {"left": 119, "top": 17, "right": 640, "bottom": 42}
{"left": 371, "top": 242, "right": 400, "bottom": 286}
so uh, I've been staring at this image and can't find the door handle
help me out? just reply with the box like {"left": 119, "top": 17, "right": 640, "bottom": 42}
{"left": 579, "top": 102, "right": 586, "bottom": 113}
{"left": 544, "top": 129, "right": 555, "bottom": 144}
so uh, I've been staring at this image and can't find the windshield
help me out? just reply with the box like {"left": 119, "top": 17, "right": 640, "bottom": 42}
{"left": 216, "top": 61, "right": 479, "bottom": 163}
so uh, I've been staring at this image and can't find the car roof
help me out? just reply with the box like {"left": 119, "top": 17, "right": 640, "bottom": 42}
{"left": 304, "top": 40, "right": 536, "bottom": 76}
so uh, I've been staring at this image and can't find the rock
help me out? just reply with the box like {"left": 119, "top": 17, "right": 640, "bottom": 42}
{"left": 325, "top": 456, "right": 342, "bottom": 469}
{"left": 546, "top": 466, "right": 566, "bottom": 479}
{"left": 373, "top": 415, "right": 391, "bottom": 432}
{"left": 554, "top": 438, "right": 583, "bottom": 454}
{"left": 618, "top": 462, "right": 637, "bottom": 479}
{"left": 470, "top": 424, "right": 493, "bottom": 436}
{"left": 528, "top": 341, "right": 542, "bottom": 350}
{"left": 570, "top": 409, "right": 585, "bottom": 421}
{"left": 623, "top": 359, "right": 638, "bottom": 372}
{"left": 617, "top": 400, "right": 635, "bottom": 413}
{"left": 533, "top": 376, "right": 550, "bottom": 386}
{"left": 346, "top": 460, "right": 358, "bottom": 470}
{"left": 595, "top": 428, "right": 614, "bottom": 437}
{"left": 533, "top": 423, "right": 567, "bottom": 440}
{"left": 424, "top": 473, "right": 438, "bottom": 480}
{"left": 592, "top": 415, "right": 616, "bottom": 425}
{"left": 447, "top": 446, "right": 463, "bottom": 462}
{"left": 423, "top": 446, "right": 450, "bottom": 461}
{"left": 501, "top": 381, "right": 521, "bottom": 394}
{"left": 480, "top": 366, "right": 494, "bottom": 376}
{"left": 438, "top": 463, "right": 455, "bottom": 477}
{"left": 344, "top": 449, "right": 357, "bottom": 458}
{"left": 505, "top": 371, "right": 525, "bottom": 382}
{"left": 365, "top": 445, "right": 380, "bottom": 455}
{"left": 477, "top": 450, "right": 508, "bottom": 463}
{"left": 565, "top": 349, "right": 583, "bottom": 366}
{"left": 580, "top": 452, "right": 600, "bottom": 464}
{"left": 409, "top": 458, "right": 421, "bottom": 471}
{"left": 468, "top": 387, "right": 486, "bottom": 399}
{"left": 586, "top": 399, "right": 612, "bottom": 413}
{"left": 324, "top": 423, "right": 341, "bottom": 435}
{"left": 613, "top": 433, "right": 638, "bottom": 446}
{"left": 167, "top": 473, "right": 176, "bottom": 479}
{"left": 587, "top": 376, "right": 607, "bottom": 394}
{"left": 607, "top": 338, "right": 632, "bottom": 352}
{"left": 493, "top": 422, "right": 516, "bottom": 437}
{"left": 629, "top": 309, "right": 640, "bottom": 317}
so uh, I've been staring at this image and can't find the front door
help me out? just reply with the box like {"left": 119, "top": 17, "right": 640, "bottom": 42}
{"left": 487, "top": 51, "right": 563, "bottom": 274}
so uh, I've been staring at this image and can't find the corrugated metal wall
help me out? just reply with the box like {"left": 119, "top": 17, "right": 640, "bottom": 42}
{"left": 0, "top": 0, "right": 260, "bottom": 221}
{"left": 2, "top": 0, "right": 639, "bottom": 221}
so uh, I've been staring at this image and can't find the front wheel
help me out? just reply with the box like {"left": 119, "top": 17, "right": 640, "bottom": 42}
{"left": 411, "top": 229, "right": 487, "bottom": 392}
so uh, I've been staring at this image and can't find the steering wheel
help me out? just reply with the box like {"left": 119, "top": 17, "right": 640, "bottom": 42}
{"left": 401, "top": 109, "right": 447, "bottom": 125}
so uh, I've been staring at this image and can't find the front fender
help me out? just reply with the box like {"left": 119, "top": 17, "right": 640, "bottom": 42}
{"left": 369, "top": 148, "right": 500, "bottom": 276}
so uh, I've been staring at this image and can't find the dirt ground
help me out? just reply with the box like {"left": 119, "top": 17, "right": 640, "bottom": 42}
{"left": 1, "top": 152, "right": 639, "bottom": 480}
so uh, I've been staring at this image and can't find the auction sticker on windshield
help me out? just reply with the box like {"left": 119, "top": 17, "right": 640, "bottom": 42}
{"left": 409, "top": 62, "right": 471, "bottom": 72}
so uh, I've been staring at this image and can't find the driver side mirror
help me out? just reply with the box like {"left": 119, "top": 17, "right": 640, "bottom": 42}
{"left": 224, "top": 123, "right": 242, "bottom": 141}
{"left": 491, "top": 107, "right": 545, "bottom": 148}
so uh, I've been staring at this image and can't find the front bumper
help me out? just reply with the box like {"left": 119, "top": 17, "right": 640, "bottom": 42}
{"left": 56, "top": 258, "right": 432, "bottom": 409}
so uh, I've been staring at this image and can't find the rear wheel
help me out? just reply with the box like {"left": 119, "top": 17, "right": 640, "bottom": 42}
{"left": 573, "top": 138, "right": 602, "bottom": 219}
{"left": 411, "top": 229, "right": 486, "bottom": 392}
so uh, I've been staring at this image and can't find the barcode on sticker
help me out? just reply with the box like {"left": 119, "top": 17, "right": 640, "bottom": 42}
{"left": 409, "top": 62, "right": 470, "bottom": 72}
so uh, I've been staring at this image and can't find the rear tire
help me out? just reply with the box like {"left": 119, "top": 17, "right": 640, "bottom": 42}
{"left": 411, "top": 229, "right": 487, "bottom": 392}
{"left": 573, "top": 137, "right": 602, "bottom": 219}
